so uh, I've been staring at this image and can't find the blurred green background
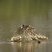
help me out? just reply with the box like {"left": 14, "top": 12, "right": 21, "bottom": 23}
{"left": 0, "top": 0, "right": 52, "bottom": 21}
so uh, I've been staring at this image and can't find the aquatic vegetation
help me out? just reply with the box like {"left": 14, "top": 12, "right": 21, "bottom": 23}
{"left": 11, "top": 25, "right": 48, "bottom": 43}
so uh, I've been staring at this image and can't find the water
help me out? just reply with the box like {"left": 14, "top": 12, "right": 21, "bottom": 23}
{"left": 0, "top": 0, "right": 52, "bottom": 52}
{"left": 0, "top": 41, "right": 50, "bottom": 52}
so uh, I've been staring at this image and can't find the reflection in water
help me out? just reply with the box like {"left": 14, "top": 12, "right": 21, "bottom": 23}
{"left": 0, "top": 41, "right": 50, "bottom": 52}
{"left": 11, "top": 41, "right": 39, "bottom": 52}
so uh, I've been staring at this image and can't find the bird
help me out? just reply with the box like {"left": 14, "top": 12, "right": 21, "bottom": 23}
{"left": 11, "top": 25, "right": 48, "bottom": 43}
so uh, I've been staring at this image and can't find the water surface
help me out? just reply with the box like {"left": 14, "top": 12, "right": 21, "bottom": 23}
{"left": 0, "top": 41, "right": 50, "bottom": 52}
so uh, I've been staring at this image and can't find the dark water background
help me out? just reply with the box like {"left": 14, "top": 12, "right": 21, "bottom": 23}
{"left": 0, "top": 0, "right": 52, "bottom": 52}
